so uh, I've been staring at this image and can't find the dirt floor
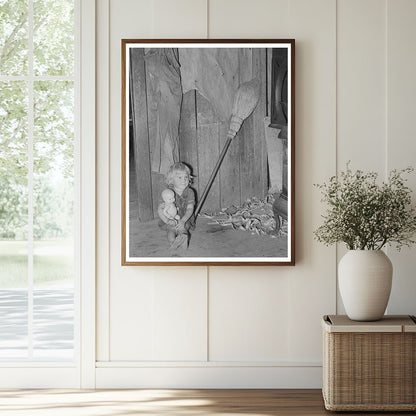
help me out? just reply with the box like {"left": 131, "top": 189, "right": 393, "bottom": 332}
{"left": 129, "top": 216, "right": 287, "bottom": 259}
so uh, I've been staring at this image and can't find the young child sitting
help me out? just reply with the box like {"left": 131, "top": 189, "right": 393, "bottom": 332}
{"left": 160, "top": 188, "right": 180, "bottom": 225}
{"left": 157, "top": 162, "right": 195, "bottom": 250}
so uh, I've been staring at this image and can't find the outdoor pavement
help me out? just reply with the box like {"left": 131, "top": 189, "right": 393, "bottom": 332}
{"left": 0, "top": 287, "right": 74, "bottom": 360}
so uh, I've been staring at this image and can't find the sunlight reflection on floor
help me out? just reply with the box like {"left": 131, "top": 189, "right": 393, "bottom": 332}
{"left": 0, "top": 389, "right": 276, "bottom": 416}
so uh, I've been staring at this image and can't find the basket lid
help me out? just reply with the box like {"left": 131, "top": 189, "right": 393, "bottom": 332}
{"left": 322, "top": 315, "right": 416, "bottom": 333}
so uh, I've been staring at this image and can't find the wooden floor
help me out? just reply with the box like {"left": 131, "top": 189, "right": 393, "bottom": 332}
{"left": 0, "top": 389, "right": 413, "bottom": 415}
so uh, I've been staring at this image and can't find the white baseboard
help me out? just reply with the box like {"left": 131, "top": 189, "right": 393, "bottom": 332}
{"left": 95, "top": 364, "right": 323, "bottom": 389}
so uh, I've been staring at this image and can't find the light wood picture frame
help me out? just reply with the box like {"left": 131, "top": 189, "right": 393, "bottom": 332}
{"left": 122, "top": 39, "right": 295, "bottom": 265}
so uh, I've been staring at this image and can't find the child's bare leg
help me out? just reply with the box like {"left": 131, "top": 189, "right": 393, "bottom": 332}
{"left": 171, "top": 232, "right": 188, "bottom": 250}
{"left": 167, "top": 230, "right": 176, "bottom": 245}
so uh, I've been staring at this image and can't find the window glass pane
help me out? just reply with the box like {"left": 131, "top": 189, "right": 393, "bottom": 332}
{"left": 0, "top": 81, "right": 28, "bottom": 359}
{"left": 33, "top": 81, "right": 74, "bottom": 251}
{"left": 33, "top": 80, "right": 74, "bottom": 359}
{"left": 33, "top": 0, "right": 74, "bottom": 76}
{"left": 0, "top": 0, "right": 28, "bottom": 76}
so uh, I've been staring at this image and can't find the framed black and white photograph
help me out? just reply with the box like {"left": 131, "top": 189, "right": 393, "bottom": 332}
{"left": 122, "top": 39, "right": 295, "bottom": 265}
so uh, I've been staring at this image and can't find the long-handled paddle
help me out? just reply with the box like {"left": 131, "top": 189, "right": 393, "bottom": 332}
{"left": 193, "top": 78, "right": 261, "bottom": 221}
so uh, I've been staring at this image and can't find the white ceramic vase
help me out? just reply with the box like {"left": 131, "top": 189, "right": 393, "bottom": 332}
{"left": 338, "top": 250, "right": 393, "bottom": 321}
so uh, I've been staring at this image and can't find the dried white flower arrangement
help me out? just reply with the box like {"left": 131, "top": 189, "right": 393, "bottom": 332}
{"left": 314, "top": 164, "right": 416, "bottom": 250}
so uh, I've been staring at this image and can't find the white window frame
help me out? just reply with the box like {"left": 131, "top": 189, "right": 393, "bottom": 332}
{"left": 0, "top": 0, "right": 95, "bottom": 388}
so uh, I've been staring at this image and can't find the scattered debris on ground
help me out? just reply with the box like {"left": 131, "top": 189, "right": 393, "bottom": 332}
{"left": 200, "top": 194, "right": 288, "bottom": 238}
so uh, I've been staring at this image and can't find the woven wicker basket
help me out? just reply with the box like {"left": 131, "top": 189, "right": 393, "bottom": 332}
{"left": 322, "top": 315, "right": 416, "bottom": 411}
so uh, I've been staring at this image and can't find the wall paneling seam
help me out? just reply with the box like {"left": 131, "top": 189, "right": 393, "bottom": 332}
{"left": 384, "top": 0, "right": 390, "bottom": 264}
{"left": 335, "top": 0, "right": 339, "bottom": 314}
{"left": 385, "top": 0, "right": 389, "bottom": 179}
{"left": 96, "top": 0, "right": 111, "bottom": 362}
{"left": 207, "top": 266, "right": 210, "bottom": 361}
{"left": 207, "top": 0, "right": 210, "bottom": 39}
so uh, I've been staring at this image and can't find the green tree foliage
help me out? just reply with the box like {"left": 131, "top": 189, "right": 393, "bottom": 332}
{"left": 0, "top": 81, "right": 28, "bottom": 179}
{"left": 0, "top": 0, "right": 28, "bottom": 75}
{"left": 33, "top": 0, "right": 74, "bottom": 75}
{"left": 0, "top": 177, "right": 27, "bottom": 238}
{"left": 0, "top": 0, "right": 74, "bottom": 240}
{"left": 34, "top": 81, "right": 74, "bottom": 177}
{"left": 34, "top": 176, "right": 74, "bottom": 239}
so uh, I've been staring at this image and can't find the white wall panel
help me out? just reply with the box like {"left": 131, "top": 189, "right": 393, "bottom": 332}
{"left": 209, "top": 268, "right": 290, "bottom": 361}
{"left": 337, "top": 0, "right": 387, "bottom": 171}
{"left": 108, "top": 0, "right": 206, "bottom": 39}
{"left": 110, "top": 268, "right": 207, "bottom": 361}
{"left": 151, "top": 271, "right": 207, "bottom": 361}
{"left": 110, "top": 271, "right": 155, "bottom": 360}
{"left": 386, "top": 0, "right": 416, "bottom": 315}
{"left": 209, "top": 0, "right": 289, "bottom": 38}
{"left": 285, "top": 0, "right": 337, "bottom": 361}
{"left": 149, "top": 0, "right": 207, "bottom": 38}
{"left": 105, "top": 0, "right": 208, "bottom": 363}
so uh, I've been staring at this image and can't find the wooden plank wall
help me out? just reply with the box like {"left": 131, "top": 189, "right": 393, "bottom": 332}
{"left": 130, "top": 48, "right": 153, "bottom": 222}
{"left": 130, "top": 48, "right": 269, "bottom": 222}
{"left": 144, "top": 62, "right": 166, "bottom": 222}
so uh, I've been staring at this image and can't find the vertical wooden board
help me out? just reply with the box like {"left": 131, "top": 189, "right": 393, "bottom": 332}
{"left": 267, "top": 48, "right": 272, "bottom": 116}
{"left": 252, "top": 48, "right": 268, "bottom": 198}
{"left": 179, "top": 90, "right": 199, "bottom": 197}
{"left": 238, "top": 48, "right": 256, "bottom": 202}
{"left": 239, "top": 116, "right": 257, "bottom": 202}
{"left": 128, "top": 139, "right": 140, "bottom": 240}
{"left": 219, "top": 120, "right": 241, "bottom": 209}
{"left": 196, "top": 92, "right": 221, "bottom": 213}
{"left": 130, "top": 48, "right": 153, "bottom": 222}
{"left": 145, "top": 62, "right": 158, "bottom": 170}
{"left": 197, "top": 125, "right": 221, "bottom": 213}
{"left": 128, "top": 121, "right": 139, "bottom": 222}
{"left": 238, "top": 47, "right": 253, "bottom": 84}
{"left": 145, "top": 61, "right": 164, "bottom": 218}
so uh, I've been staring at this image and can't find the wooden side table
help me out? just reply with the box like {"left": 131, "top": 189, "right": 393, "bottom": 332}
{"left": 322, "top": 315, "right": 416, "bottom": 411}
